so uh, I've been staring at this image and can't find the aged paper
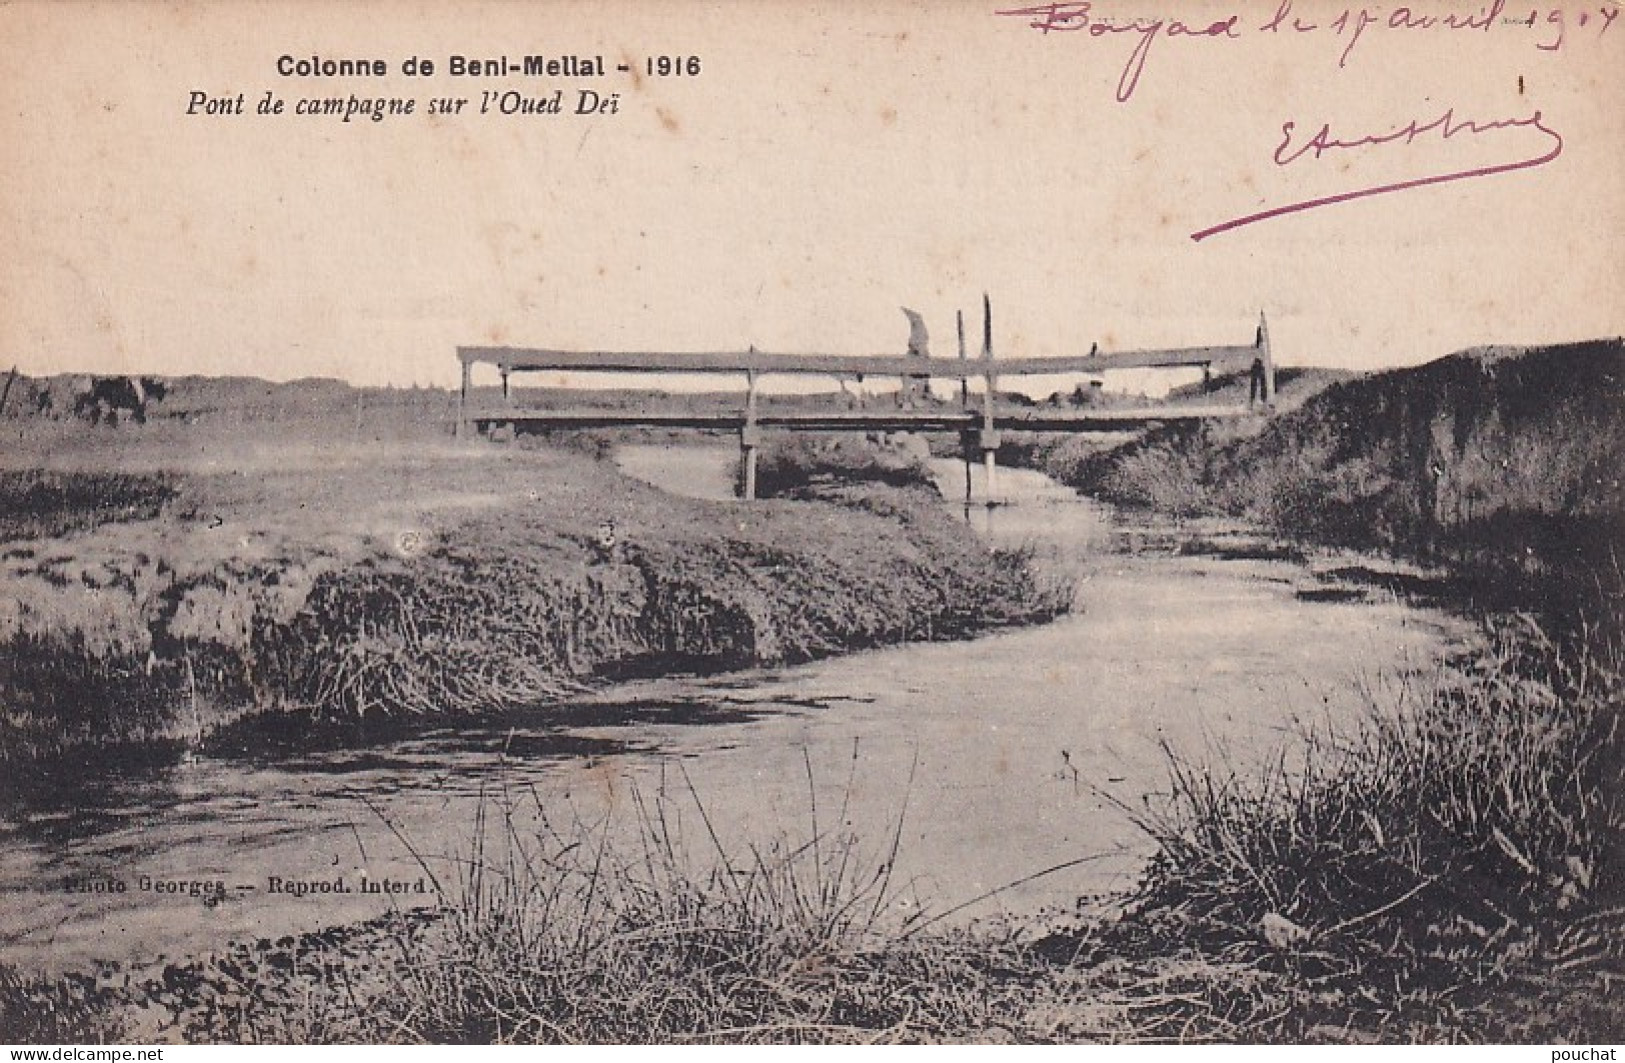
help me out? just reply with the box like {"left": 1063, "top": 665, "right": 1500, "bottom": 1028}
{"left": 4, "top": 0, "right": 1620, "bottom": 378}
{"left": 1, "top": 0, "right": 1621, "bottom": 1047}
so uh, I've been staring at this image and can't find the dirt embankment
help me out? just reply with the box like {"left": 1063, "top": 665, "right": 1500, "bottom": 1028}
{"left": 0, "top": 402, "right": 1069, "bottom": 766}
{"left": 1030, "top": 341, "right": 1625, "bottom": 624}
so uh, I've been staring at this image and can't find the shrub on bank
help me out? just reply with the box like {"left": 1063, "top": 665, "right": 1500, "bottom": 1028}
{"left": 742, "top": 436, "right": 939, "bottom": 500}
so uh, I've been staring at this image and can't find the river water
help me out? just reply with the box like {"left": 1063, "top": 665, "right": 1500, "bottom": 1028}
{"left": 0, "top": 444, "right": 1471, "bottom": 973}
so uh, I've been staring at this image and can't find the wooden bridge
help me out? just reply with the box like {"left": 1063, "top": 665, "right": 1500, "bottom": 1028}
{"left": 458, "top": 300, "right": 1276, "bottom": 500}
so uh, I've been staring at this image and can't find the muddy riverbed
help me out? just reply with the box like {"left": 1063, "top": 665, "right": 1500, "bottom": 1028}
{"left": 0, "top": 445, "right": 1473, "bottom": 973}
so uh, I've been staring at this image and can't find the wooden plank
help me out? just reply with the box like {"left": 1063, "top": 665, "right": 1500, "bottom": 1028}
{"left": 469, "top": 409, "right": 748, "bottom": 429}
{"left": 457, "top": 344, "right": 1260, "bottom": 379}
{"left": 466, "top": 404, "right": 1253, "bottom": 432}
{"left": 957, "top": 309, "right": 971, "bottom": 505}
{"left": 993, "top": 405, "right": 1252, "bottom": 430}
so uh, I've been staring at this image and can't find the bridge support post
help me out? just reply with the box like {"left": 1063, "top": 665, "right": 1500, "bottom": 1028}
{"left": 1259, "top": 310, "right": 1275, "bottom": 407}
{"left": 741, "top": 368, "right": 760, "bottom": 501}
{"left": 457, "top": 357, "right": 471, "bottom": 437}
{"left": 980, "top": 293, "right": 998, "bottom": 505}
{"left": 500, "top": 364, "right": 512, "bottom": 404}
{"left": 980, "top": 429, "right": 1002, "bottom": 503}
{"left": 958, "top": 309, "right": 972, "bottom": 507}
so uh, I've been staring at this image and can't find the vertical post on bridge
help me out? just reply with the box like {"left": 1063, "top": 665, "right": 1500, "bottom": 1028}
{"left": 741, "top": 366, "right": 760, "bottom": 501}
{"left": 958, "top": 309, "right": 972, "bottom": 508}
{"left": 1258, "top": 310, "right": 1275, "bottom": 407}
{"left": 457, "top": 354, "right": 471, "bottom": 438}
{"left": 497, "top": 362, "right": 516, "bottom": 442}
{"left": 981, "top": 293, "right": 999, "bottom": 505}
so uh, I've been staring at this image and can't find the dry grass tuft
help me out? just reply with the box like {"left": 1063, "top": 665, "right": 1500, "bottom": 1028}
{"left": 1089, "top": 615, "right": 1625, "bottom": 1040}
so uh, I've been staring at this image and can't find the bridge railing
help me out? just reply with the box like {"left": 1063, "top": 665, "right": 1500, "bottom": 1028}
{"left": 456, "top": 343, "right": 1261, "bottom": 380}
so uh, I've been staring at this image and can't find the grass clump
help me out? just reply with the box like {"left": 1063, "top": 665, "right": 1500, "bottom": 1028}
{"left": 1093, "top": 616, "right": 1625, "bottom": 1040}
{"left": 253, "top": 554, "right": 641, "bottom": 719}
{"left": 0, "top": 470, "right": 176, "bottom": 541}
{"left": 373, "top": 763, "right": 930, "bottom": 1042}
{"left": 0, "top": 763, "right": 1102, "bottom": 1044}
{"left": 0, "top": 963, "right": 130, "bottom": 1044}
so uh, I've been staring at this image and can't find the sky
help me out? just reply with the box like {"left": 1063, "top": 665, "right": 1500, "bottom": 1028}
{"left": 2, "top": 0, "right": 1621, "bottom": 389}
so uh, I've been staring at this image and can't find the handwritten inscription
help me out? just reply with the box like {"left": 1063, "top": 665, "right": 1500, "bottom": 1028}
{"left": 995, "top": 2, "right": 1613, "bottom": 239}
{"left": 1272, "top": 106, "right": 1562, "bottom": 167}
{"left": 995, "top": 2, "right": 1620, "bottom": 101}
{"left": 1261, "top": 0, "right": 1618, "bottom": 63}
{"left": 1191, "top": 106, "right": 1564, "bottom": 240}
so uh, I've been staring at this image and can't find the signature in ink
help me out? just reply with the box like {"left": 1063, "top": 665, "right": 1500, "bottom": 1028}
{"left": 1192, "top": 105, "right": 1564, "bottom": 241}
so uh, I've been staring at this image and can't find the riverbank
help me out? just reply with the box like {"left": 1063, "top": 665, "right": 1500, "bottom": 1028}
{"left": 10, "top": 510, "right": 1614, "bottom": 1042}
{"left": 0, "top": 410, "right": 1069, "bottom": 768}
{"left": 4, "top": 359, "right": 1621, "bottom": 1043}
{"left": 1007, "top": 340, "right": 1625, "bottom": 1042}
{"left": 5, "top": 607, "right": 1616, "bottom": 1043}
{"left": 1024, "top": 340, "right": 1625, "bottom": 631}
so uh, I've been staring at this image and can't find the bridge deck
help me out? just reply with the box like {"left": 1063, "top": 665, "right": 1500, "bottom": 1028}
{"left": 458, "top": 345, "right": 1260, "bottom": 379}
{"left": 468, "top": 404, "right": 1255, "bottom": 432}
